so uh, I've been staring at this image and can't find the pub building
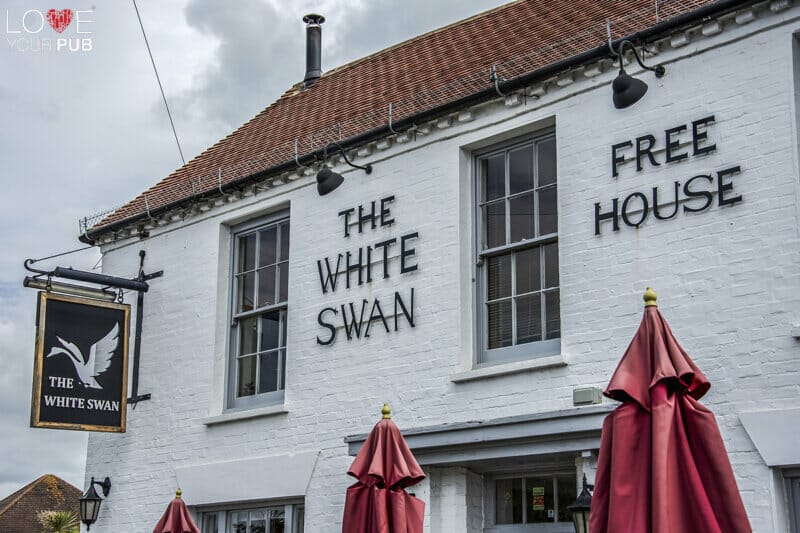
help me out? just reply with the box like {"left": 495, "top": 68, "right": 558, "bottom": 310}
{"left": 73, "top": 1, "right": 800, "bottom": 531}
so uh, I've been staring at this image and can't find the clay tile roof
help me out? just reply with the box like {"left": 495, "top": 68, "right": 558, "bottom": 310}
{"left": 0, "top": 474, "right": 81, "bottom": 533}
{"left": 88, "top": 0, "right": 718, "bottom": 238}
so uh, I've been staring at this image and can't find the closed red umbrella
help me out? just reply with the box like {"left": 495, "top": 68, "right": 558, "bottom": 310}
{"left": 342, "top": 404, "right": 426, "bottom": 533}
{"left": 153, "top": 489, "right": 200, "bottom": 533}
{"left": 589, "top": 288, "right": 751, "bottom": 533}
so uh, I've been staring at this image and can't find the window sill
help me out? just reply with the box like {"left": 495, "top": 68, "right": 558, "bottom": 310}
{"left": 202, "top": 404, "right": 288, "bottom": 426}
{"left": 450, "top": 354, "right": 566, "bottom": 383}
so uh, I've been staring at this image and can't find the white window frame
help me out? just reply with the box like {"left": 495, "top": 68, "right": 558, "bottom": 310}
{"left": 227, "top": 212, "right": 290, "bottom": 410}
{"left": 474, "top": 131, "right": 560, "bottom": 367}
{"left": 199, "top": 501, "right": 304, "bottom": 533}
{"left": 786, "top": 468, "right": 800, "bottom": 533}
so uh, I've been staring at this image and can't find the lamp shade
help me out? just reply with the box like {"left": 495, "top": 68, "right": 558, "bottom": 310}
{"left": 612, "top": 70, "right": 649, "bottom": 109}
{"left": 79, "top": 483, "right": 102, "bottom": 529}
{"left": 316, "top": 166, "right": 344, "bottom": 196}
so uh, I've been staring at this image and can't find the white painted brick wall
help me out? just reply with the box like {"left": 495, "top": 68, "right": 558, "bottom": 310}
{"left": 86, "top": 10, "right": 800, "bottom": 533}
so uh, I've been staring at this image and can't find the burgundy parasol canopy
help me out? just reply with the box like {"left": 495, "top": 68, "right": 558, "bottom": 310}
{"left": 342, "top": 404, "right": 426, "bottom": 533}
{"left": 153, "top": 489, "right": 200, "bottom": 533}
{"left": 589, "top": 288, "right": 751, "bottom": 533}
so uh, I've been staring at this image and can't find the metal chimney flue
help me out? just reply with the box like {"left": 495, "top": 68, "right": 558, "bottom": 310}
{"left": 303, "top": 14, "right": 325, "bottom": 88}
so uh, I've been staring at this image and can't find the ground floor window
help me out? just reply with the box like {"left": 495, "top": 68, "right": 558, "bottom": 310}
{"left": 485, "top": 467, "right": 577, "bottom": 532}
{"left": 787, "top": 468, "right": 800, "bottom": 533}
{"left": 200, "top": 502, "right": 303, "bottom": 533}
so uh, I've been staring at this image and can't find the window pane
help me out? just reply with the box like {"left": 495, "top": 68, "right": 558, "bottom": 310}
{"left": 483, "top": 154, "right": 505, "bottom": 201}
{"left": 509, "top": 192, "right": 535, "bottom": 243}
{"left": 495, "top": 478, "right": 522, "bottom": 524}
{"left": 257, "top": 266, "right": 276, "bottom": 308}
{"left": 250, "top": 511, "right": 266, "bottom": 533}
{"left": 557, "top": 475, "right": 577, "bottom": 523}
{"left": 237, "top": 355, "right": 256, "bottom": 397}
{"left": 239, "top": 316, "right": 258, "bottom": 356}
{"left": 238, "top": 234, "right": 256, "bottom": 273}
{"left": 202, "top": 514, "right": 218, "bottom": 533}
{"left": 259, "top": 227, "right": 277, "bottom": 267}
{"left": 260, "top": 311, "right": 281, "bottom": 351}
{"left": 487, "top": 300, "right": 512, "bottom": 349}
{"left": 516, "top": 294, "right": 542, "bottom": 344}
{"left": 259, "top": 350, "right": 281, "bottom": 393}
{"left": 293, "top": 507, "right": 304, "bottom": 533}
{"left": 538, "top": 186, "right": 557, "bottom": 235}
{"left": 538, "top": 138, "right": 557, "bottom": 186}
{"left": 231, "top": 512, "right": 248, "bottom": 533}
{"left": 526, "top": 477, "right": 555, "bottom": 523}
{"left": 485, "top": 201, "right": 506, "bottom": 249}
{"left": 278, "top": 262, "right": 289, "bottom": 303}
{"left": 516, "top": 248, "right": 541, "bottom": 294}
{"left": 237, "top": 272, "right": 255, "bottom": 312}
{"left": 544, "top": 290, "right": 560, "bottom": 340}
{"left": 487, "top": 255, "right": 511, "bottom": 300}
{"left": 544, "top": 243, "right": 559, "bottom": 289}
{"left": 509, "top": 146, "right": 534, "bottom": 194}
{"left": 269, "top": 508, "right": 285, "bottom": 533}
{"left": 279, "top": 223, "right": 290, "bottom": 261}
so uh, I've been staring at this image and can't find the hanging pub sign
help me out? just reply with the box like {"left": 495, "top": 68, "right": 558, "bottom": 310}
{"left": 30, "top": 291, "right": 130, "bottom": 432}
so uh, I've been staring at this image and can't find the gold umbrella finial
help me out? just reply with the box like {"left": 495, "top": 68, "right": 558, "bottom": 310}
{"left": 381, "top": 403, "right": 392, "bottom": 419}
{"left": 644, "top": 287, "right": 658, "bottom": 307}
{"left": 175, "top": 488, "right": 182, "bottom": 499}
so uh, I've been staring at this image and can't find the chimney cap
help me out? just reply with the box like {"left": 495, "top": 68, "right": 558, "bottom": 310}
{"left": 303, "top": 13, "right": 325, "bottom": 25}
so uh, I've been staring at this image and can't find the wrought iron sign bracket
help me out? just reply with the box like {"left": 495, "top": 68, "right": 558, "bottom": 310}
{"left": 128, "top": 250, "right": 162, "bottom": 406}
{"left": 23, "top": 249, "right": 164, "bottom": 408}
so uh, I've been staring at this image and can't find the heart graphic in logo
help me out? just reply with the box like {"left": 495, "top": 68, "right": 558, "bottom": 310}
{"left": 46, "top": 9, "right": 74, "bottom": 33}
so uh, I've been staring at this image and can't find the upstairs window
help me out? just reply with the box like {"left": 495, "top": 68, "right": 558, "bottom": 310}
{"left": 229, "top": 214, "right": 289, "bottom": 409}
{"left": 475, "top": 132, "right": 560, "bottom": 365}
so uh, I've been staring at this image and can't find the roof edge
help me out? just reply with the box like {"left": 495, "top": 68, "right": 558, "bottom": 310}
{"left": 0, "top": 474, "right": 60, "bottom": 517}
{"left": 81, "top": 0, "right": 760, "bottom": 245}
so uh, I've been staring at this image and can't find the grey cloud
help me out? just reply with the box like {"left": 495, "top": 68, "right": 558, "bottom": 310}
{"left": 0, "top": 289, "right": 87, "bottom": 494}
{"left": 176, "top": 0, "right": 508, "bottom": 132}
{"left": 177, "top": 0, "right": 304, "bottom": 132}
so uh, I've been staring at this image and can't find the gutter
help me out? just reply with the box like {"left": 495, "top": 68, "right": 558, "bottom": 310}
{"left": 81, "top": 0, "right": 759, "bottom": 245}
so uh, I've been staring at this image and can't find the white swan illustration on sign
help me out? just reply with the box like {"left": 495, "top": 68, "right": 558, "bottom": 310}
{"left": 45, "top": 323, "right": 119, "bottom": 390}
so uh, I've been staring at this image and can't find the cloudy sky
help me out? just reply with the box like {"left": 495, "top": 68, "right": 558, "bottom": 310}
{"left": 0, "top": 0, "right": 508, "bottom": 500}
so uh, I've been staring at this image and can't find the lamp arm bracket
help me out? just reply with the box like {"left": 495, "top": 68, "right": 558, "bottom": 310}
{"left": 616, "top": 39, "right": 665, "bottom": 78}
{"left": 326, "top": 142, "right": 372, "bottom": 174}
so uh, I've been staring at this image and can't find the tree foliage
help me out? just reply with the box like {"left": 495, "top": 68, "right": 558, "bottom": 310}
{"left": 37, "top": 510, "right": 80, "bottom": 533}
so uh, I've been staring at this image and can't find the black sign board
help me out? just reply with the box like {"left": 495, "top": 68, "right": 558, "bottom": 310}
{"left": 30, "top": 292, "right": 130, "bottom": 432}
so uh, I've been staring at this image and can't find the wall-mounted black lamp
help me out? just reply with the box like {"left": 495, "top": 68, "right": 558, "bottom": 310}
{"left": 79, "top": 477, "right": 111, "bottom": 531}
{"left": 567, "top": 473, "right": 593, "bottom": 533}
{"left": 612, "top": 40, "right": 665, "bottom": 109}
{"left": 316, "top": 142, "right": 372, "bottom": 196}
